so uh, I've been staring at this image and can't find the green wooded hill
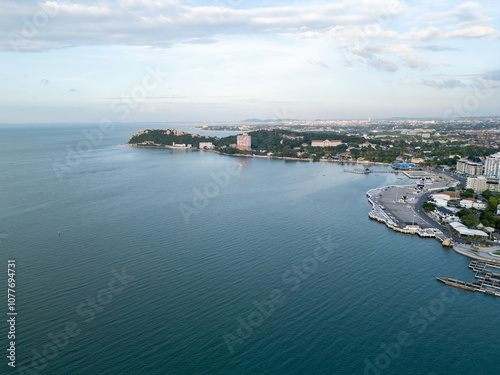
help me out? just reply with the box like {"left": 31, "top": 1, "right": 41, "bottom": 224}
{"left": 128, "top": 129, "right": 218, "bottom": 147}
{"left": 128, "top": 128, "right": 362, "bottom": 156}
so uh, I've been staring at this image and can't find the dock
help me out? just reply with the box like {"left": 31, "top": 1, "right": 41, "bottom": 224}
{"left": 469, "top": 260, "right": 500, "bottom": 281}
{"left": 437, "top": 260, "right": 500, "bottom": 297}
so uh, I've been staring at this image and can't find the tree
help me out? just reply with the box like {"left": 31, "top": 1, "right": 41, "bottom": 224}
{"left": 461, "top": 211, "right": 480, "bottom": 228}
{"left": 460, "top": 188, "right": 474, "bottom": 198}
{"left": 487, "top": 196, "right": 499, "bottom": 212}
{"left": 482, "top": 190, "right": 492, "bottom": 200}
{"left": 423, "top": 202, "right": 437, "bottom": 212}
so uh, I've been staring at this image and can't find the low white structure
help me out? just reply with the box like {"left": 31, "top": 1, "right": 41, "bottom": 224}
{"left": 459, "top": 199, "right": 487, "bottom": 210}
{"left": 449, "top": 222, "right": 488, "bottom": 237}
{"left": 172, "top": 143, "right": 192, "bottom": 148}
{"left": 431, "top": 193, "right": 451, "bottom": 207}
{"left": 311, "top": 139, "right": 342, "bottom": 147}
{"left": 359, "top": 141, "right": 375, "bottom": 149}
{"left": 199, "top": 142, "right": 214, "bottom": 149}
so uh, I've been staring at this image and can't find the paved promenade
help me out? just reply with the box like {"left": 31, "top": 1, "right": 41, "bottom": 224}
{"left": 453, "top": 243, "right": 500, "bottom": 262}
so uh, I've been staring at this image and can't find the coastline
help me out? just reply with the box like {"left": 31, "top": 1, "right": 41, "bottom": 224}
{"left": 451, "top": 243, "right": 500, "bottom": 261}
{"left": 366, "top": 181, "right": 500, "bottom": 263}
{"left": 122, "top": 143, "right": 392, "bottom": 166}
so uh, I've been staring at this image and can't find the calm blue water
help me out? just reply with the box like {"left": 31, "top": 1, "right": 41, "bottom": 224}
{"left": 0, "top": 123, "right": 497, "bottom": 375}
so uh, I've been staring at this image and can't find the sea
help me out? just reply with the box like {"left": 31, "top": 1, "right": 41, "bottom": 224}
{"left": 0, "top": 123, "right": 497, "bottom": 375}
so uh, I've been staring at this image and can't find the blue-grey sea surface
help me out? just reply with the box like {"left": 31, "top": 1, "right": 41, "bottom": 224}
{"left": 0, "top": 123, "right": 496, "bottom": 375}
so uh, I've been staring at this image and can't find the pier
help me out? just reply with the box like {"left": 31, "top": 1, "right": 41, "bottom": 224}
{"left": 437, "top": 260, "right": 500, "bottom": 297}
{"left": 344, "top": 168, "right": 399, "bottom": 174}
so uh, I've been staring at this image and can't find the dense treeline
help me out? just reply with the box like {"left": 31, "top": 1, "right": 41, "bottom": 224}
{"left": 128, "top": 129, "right": 217, "bottom": 147}
{"left": 128, "top": 128, "right": 498, "bottom": 165}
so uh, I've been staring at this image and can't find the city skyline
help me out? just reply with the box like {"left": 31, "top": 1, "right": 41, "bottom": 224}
{"left": 1, "top": 0, "right": 499, "bottom": 123}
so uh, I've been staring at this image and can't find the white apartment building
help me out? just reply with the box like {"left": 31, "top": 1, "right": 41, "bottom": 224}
{"left": 456, "top": 159, "right": 483, "bottom": 176}
{"left": 466, "top": 176, "right": 488, "bottom": 193}
{"left": 484, "top": 152, "right": 500, "bottom": 178}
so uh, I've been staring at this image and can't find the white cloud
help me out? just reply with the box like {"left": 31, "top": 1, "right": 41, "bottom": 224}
{"left": 351, "top": 45, "right": 398, "bottom": 72}
{"left": 422, "top": 79, "right": 467, "bottom": 89}
{"left": 417, "top": 1, "right": 493, "bottom": 26}
{"left": 5, "top": 0, "right": 496, "bottom": 53}
{"left": 398, "top": 53, "right": 450, "bottom": 70}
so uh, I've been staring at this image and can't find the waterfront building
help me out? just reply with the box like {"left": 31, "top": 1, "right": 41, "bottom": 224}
{"left": 392, "top": 163, "right": 419, "bottom": 170}
{"left": 484, "top": 152, "right": 500, "bottom": 178}
{"left": 236, "top": 133, "right": 251, "bottom": 151}
{"left": 199, "top": 142, "right": 214, "bottom": 149}
{"left": 466, "top": 176, "right": 488, "bottom": 193}
{"left": 311, "top": 139, "right": 342, "bottom": 147}
{"left": 172, "top": 142, "right": 191, "bottom": 148}
{"left": 456, "top": 159, "right": 483, "bottom": 176}
{"left": 449, "top": 222, "right": 488, "bottom": 237}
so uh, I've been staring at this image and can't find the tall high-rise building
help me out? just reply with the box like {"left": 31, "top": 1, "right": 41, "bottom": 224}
{"left": 466, "top": 176, "right": 487, "bottom": 193}
{"left": 484, "top": 152, "right": 500, "bottom": 178}
{"left": 237, "top": 133, "right": 251, "bottom": 151}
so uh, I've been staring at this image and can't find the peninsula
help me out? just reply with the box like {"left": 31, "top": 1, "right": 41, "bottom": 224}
{"left": 127, "top": 128, "right": 358, "bottom": 162}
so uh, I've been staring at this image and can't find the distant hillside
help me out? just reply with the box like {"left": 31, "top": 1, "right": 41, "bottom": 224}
{"left": 128, "top": 129, "right": 217, "bottom": 147}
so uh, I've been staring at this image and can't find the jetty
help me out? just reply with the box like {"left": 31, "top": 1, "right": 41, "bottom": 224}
{"left": 344, "top": 168, "right": 398, "bottom": 174}
{"left": 437, "top": 260, "right": 500, "bottom": 297}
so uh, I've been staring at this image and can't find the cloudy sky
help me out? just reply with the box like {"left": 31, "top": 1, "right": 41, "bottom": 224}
{"left": 1, "top": 0, "right": 499, "bottom": 123}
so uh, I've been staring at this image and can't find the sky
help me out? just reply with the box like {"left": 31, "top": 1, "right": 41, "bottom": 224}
{"left": 0, "top": 0, "right": 499, "bottom": 123}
